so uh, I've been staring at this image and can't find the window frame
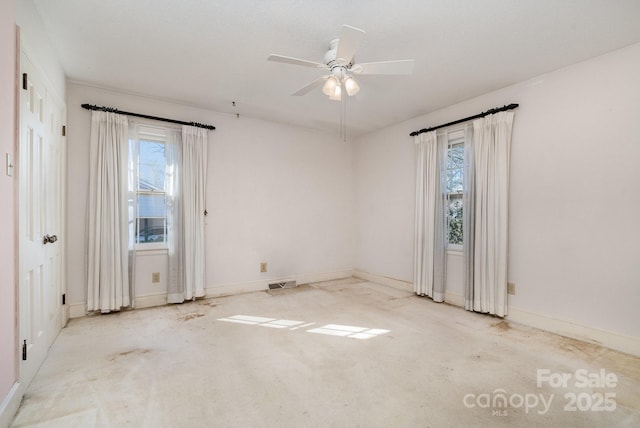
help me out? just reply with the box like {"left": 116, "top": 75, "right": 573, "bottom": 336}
{"left": 131, "top": 127, "right": 169, "bottom": 251}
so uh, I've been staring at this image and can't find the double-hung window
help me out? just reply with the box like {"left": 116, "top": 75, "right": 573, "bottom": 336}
{"left": 130, "top": 126, "right": 168, "bottom": 248}
{"left": 445, "top": 131, "right": 464, "bottom": 249}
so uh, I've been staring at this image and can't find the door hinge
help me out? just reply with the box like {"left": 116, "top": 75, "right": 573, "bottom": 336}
{"left": 62, "top": 125, "right": 66, "bottom": 137}
{"left": 62, "top": 293, "right": 66, "bottom": 305}
{"left": 22, "top": 340, "right": 27, "bottom": 361}
{"left": 22, "top": 73, "right": 28, "bottom": 90}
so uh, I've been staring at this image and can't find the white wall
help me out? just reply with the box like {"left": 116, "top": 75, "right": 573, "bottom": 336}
{"left": 354, "top": 43, "right": 640, "bottom": 344}
{"left": 0, "top": 0, "right": 17, "bottom": 415}
{"left": 66, "top": 83, "right": 355, "bottom": 309}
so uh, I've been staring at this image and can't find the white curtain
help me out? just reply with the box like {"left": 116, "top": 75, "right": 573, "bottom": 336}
{"left": 87, "top": 111, "right": 131, "bottom": 313}
{"left": 127, "top": 130, "right": 138, "bottom": 309}
{"left": 166, "top": 127, "right": 184, "bottom": 303}
{"left": 413, "top": 130, "right": 447, "bottom": 302}
{"left": 462, "top": 124, "right": 475, "bottom": 312}
{"left": 168, "top": 126, "right": 208, "bottom": 302}
{"left": 465, "top": 111, "right": 514, "bottom": 316}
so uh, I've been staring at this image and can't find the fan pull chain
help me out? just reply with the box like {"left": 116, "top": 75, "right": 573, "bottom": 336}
{"left": 340, "top": 91, "right": 347, "bottom": 141}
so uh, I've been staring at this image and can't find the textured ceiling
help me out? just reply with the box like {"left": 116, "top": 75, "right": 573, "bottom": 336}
{"left": 33, "top": 0, "right": 640, "bottom": 137}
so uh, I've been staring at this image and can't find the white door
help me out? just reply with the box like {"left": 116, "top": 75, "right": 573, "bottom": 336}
{"left": 18, "top": 52, "right": 66, "bottom": 386}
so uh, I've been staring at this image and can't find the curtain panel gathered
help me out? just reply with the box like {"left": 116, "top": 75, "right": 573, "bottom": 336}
{"left": 88, "top": 115, "right": 209, "bottom": 310}
{"left": 413, "top": 130, "right": 447, "bottom": 302}
{"left": 87, "top": 111, "right": 131, "bottom": 313}
{"left": 413, "top": 111, "right": 514, "bottom": 316}
{"left": 168, "top": 125, "right": 208, "bottom": 303}
{"left": 464, "top": 111, "right": 514, "bottom": 317}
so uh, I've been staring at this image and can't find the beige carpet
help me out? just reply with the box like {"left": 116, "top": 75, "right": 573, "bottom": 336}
{"left": 11, "top": 278, "right": 640, "bottom": 427}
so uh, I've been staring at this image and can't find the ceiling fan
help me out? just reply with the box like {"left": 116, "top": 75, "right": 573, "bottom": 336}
{"left": 267, "top": 25, "right": 415, "bottom": 101}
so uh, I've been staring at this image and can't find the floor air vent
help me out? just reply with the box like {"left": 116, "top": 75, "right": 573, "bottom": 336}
{"left": 268, "top": 281, "right": 297, "bottom": 290}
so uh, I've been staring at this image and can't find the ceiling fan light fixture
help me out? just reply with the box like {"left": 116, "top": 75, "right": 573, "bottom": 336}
{"left": 343, "top": 76, "right": 360, "bottom": 96}
{"left": 328, "top": 85, "right": 342, "bottom": 101}
{"left": 322, "top": 76, "right": 338, "bottom": 96}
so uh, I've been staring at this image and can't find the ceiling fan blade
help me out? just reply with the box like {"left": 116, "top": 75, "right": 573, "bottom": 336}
{"left": 292, "top": 76, "right": 328, "bottom": 96}
{"left": 351, "top": 59, "right": 415, "bottom": 75}
{"left": 335, "top": 25, "right": 365, "bottom": 66}
{"left": 267, "top": 54, "right": 328, "bottom": 69}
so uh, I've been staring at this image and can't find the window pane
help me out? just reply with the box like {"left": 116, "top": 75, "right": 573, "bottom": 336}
{"left": 447, "top": 145, "right": 464, "bottom": 169}
{"left": 137, "top": 193, "right": 166, "bottom": 218}
{"left": 138, "top": 140, "right": 166, "bottom": 191}
{"left": 446, "top": 145, "right": 464, "bottom": 194}
{"left": 446, "top": 143, "right": 464, "bottom": 247}
{"left": 448, "top": 198, "right": 463, "bottom": 245}
{"left": 446, "top": 169, "right": 463, "bottom": 193}
{"left": 137, "top": 218, "right": 166, "bottom": 243}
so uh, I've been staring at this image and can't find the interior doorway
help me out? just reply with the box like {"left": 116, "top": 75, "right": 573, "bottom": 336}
{"left": 18, "top": 50, "right": 67, "bottom": 387}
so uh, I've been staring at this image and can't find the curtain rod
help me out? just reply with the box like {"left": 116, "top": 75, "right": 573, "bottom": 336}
{"left": 409, "top": 103, "right": 518, "bottom": 137}
{"left": 81, "top": 104, "right": 216, "bottom": 130}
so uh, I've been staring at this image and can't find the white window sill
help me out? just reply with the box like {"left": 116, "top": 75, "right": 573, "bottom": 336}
{"left": 134, "top": 245, "right": 168, "bottom": 256}
{"left": 446, "top": 246, "right": 463, "bottom": 256}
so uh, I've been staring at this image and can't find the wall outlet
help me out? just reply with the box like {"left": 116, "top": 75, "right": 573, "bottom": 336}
{"left": 260, "top": 262, "right": 267, "bottom": 273}
{"left": 507, "top": 282, "right": 516, "bottom": 295}
{"left": 152, "top": 272, "right": 160, "bottom": 283}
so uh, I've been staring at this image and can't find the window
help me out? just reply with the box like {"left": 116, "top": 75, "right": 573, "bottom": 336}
{"left": 131, "top": 128, "right": 168, "bottom": 247}
{"left": 445, "top": 134, "right": 464, "bottom": 248}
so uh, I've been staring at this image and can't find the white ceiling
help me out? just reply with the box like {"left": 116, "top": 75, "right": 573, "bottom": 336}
{"left": 33, "top": 0, "right": 640, "bottom": 137}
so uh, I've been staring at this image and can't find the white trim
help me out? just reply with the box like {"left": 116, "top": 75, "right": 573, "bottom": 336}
{"left": 0, "top": 382, "right": 22, "bottom": 428}
{"left": 134, "top": 248, "right": 168, "bottom": 256}
{"left": 446, "top": 128, "right": 466, "bottom": 140}
{"left": 353, "top": 270, "right": 412, "bottom": 292}
{"left": 67, "top": 268, "right": 640, "bottom": 357}
{"left": 19, "top": 43, "right": 65, "bottom": 111}
{"left": 206, "top": 270, "right": 354, "bottom": 298}
{"left": 134, "top": 292, "right": 168, "bottom": 309}
{"left": 355, "top": 270, "right": 640, "bottom": 357}
{"left": 70, "top": 291, "right": 169, "bottom": 316}
{"left": 68, "top": 302, "right": 86, "bottom": 319}
{"left": 69, "top": 270, "right": 355, "bottom": 317}
{"left": 354, "top": 270, "right": 463, "bottom": 307}
{"left": 444, "top": 290, "right": 464, "bottom": 307}
{"left": 507, "top": 306, "right": 640, "bottom": 357}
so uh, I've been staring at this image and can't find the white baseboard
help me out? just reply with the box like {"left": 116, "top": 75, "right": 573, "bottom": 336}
{"left": 68, "top": 302, "right": 86, "bottom": 319}
{"left": 444, "top": 290, "right": 464, "bottom": 307}
{"left": 68, "top": 270, "right": 354, "bottom": 317}
{"left": 354, "top": 270, "right": 640, "bottom": 357}
{"left": 66, "top": 269, "right": 640, "bottom": 357}
{"left": 353, "top": 270, "right": 464, "bottom": 308}
{"left": 353, "top": 270, "right": 412, "bottom": 292}
{"left": 507, "top": 306, "right": 640, "bottom": 357}
{"left": 206, "top": 269, "right": 354, "bottom": 298}
{"left": 0, "top": 382, "right": 22, "bottom": 428}
{"left": 69, "top": 292, "right": 169, "bottom": 317}
{"left": 134, "top": 292, "right": 167, "bottom": 309}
